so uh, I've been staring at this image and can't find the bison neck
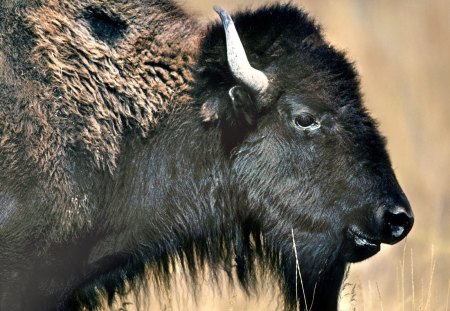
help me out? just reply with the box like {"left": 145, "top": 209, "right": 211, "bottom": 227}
{"left": 101, "top": 111, "right": 238, "bottom": 256}
{"left": 80, "top": 111, "right": 246, "bottom": 298}
{"left": 77, "top": 110, "right": 345, "bottom": 310}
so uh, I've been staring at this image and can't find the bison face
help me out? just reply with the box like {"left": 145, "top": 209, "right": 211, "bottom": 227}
{"left": 231, "top": 88, "right": 414, "bottom": 264}
{"left": 199, "top": 6, "right": 414, "bottom": 278}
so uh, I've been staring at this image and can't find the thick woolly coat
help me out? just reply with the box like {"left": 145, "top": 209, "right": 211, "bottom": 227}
{"left": 0, "top": 0, "right": 199, "bottom": 239}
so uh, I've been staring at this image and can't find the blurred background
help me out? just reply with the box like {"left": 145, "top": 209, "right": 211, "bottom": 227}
{"left": 117, "top": 0, "right": 450, "bottom": 310}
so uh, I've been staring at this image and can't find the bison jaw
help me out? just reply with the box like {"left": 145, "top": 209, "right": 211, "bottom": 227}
{"left": 342, "top": 226, "right": 381, "bottom": 262}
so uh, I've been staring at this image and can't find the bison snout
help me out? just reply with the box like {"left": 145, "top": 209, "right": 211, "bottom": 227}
{"left": 378, "top": 202, "right": 414, "bottom": 245}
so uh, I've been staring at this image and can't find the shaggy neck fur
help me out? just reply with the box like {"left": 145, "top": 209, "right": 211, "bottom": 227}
{"left": 62, "top": 108, "right": 346, "bottom": 311}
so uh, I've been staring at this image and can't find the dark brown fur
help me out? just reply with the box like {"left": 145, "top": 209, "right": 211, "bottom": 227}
{"left": 0, "top": 0, "right": 199, "bottom": 240}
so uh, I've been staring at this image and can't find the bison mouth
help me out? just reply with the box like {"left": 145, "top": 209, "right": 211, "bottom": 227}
{"left": 341, "top": 226, "right": 381, "bottom": 262}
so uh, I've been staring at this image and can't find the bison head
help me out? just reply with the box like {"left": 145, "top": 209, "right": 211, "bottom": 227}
{"left": 195, "top": 5, "right": 414, "bottom": 309}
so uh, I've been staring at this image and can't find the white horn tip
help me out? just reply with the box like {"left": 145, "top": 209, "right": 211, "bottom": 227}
{"left": 213, "top": 5, "right": 269, "bottom": 94}
{"left": 213, "top": 6, "right": 232, "bottom": 27}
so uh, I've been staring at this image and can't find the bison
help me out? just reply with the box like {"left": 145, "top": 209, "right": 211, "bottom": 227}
{"left": 0, "top": 0, "right": 414, "bottom": 310}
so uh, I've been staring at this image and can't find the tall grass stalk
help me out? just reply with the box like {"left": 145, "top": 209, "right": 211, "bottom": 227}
{"left": 291, "top": 229, "right": 300, "bottom": 311}
{"left": 376, "top": 282, "right": 384, "bottom": 311}
{"left": 424, "top": 245, "right": 436, "bottom": 311}
{"left": 411, "top": 248, "right": 415, "bottom": 311}
{"left": 396, "top": 263, "right": 401, "bottom": 308}
{"left": 445, "top": 279, "right": 450, "bottom": 311}
{"left": 291, "top": 229, "right": 315, "bottom": 311}
{"left": 420, "top": 278, "right": 425, "bottom": 310}
{"left": 402, "top": 241, "right": 406, "bottom": 311}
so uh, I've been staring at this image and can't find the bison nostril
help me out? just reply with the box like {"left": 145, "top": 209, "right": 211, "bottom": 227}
{"left": 381, "top": 205, "right": 414, "bottom": 243}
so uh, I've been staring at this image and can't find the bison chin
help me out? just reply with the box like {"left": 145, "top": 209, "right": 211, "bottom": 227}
{"left": 341, "top": 198, "right": 413, "bottom": 263}
{"left": 340, "top": 228, "right": 381, "bottom": 262}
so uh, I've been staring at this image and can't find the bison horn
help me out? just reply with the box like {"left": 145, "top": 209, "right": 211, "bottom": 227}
{"left": 214, "top": 6, "right": 269, "bottom": 93}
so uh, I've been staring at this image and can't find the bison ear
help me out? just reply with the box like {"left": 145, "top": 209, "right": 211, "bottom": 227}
{"left": 200, "top": 86, "right": 258, "bottom": 152}
{"left": 221, "top": 86, "right": 258, "bottom": 153}
{"left": 225, "top": 86, "right": 258, "bottom": 126}
{"left": 200, "top": 86, "right": 257, "bottom": 126}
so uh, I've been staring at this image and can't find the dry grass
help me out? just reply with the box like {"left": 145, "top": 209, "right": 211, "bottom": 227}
{"left": 109, "top": 242, "right": 448, "bottom": 311}
{"left": 339, "top": 242, "right": 447, "bottom": 311}
{"left": 102, "top": 0, "right": 449, "bottom": 309}
{"left": 291, "top": 229, "right": 316, "bottom": 311}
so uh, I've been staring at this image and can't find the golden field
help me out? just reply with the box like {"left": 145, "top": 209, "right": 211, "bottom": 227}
{"left": 111, "top": 0, "right": 450, "bottom": 310}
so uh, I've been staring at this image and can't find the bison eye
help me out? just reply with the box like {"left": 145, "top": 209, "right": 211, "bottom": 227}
{"left": 294, "top": 113, "right": 320, "bottom": 130}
